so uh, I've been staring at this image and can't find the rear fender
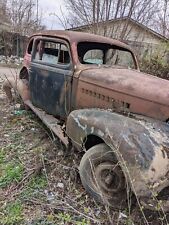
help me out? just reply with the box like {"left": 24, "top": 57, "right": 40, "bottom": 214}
{"left": 3, "top": 76, "right": 30, "bottom": 103}
{"left": 66, "top": 109, "right": 169, "bottom": 198}
{"left": 19, "top": 67, "right": 29, "bottom": 80}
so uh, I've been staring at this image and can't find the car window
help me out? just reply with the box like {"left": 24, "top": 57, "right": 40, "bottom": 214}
{"left": 77, "top": 42, "right": 136, "bottom": 69}
{"left": 105, "top": 49, "right": 135, "bottom": 69}
{"left": 83, "top": 49, "right": 103, "bottom": 64}
{"left": 33, "top": 40, "right": 70, "bottom": 66}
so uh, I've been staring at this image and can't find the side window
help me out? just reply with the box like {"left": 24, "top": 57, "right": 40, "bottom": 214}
{"left": 27, "top": 39, "right": 34, "bottom": 54}
{"left": 83, "top": 49, "right": 103, "bottom": 64}
{"left": 106, "top": 49, "right": 135, "bottom": 69}
{"left": 33, "top": 40, "right": 70, "bottom": 66}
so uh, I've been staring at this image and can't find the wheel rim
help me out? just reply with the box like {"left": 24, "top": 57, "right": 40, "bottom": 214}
{"left": 94, "top": 162, "right": 125, "bottom": 197}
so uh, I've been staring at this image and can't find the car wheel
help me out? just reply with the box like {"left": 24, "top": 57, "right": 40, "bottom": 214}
{"left": 79, "top": 143, "right": 130, "bottom": 209}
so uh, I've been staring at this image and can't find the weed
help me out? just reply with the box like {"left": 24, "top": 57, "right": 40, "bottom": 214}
{"left": 29, "top": 176, "right": 47, "bottom": 189}
{"left": 57, "top": 212, "right": 72, "bottom": 223}
{"left": 20, "top": 176, "right": 47, "bottom": 199}
{"left": 0, "top": 162, "right": 23, "bottom": 188}
{"left": 28, "top": 220, "right": 55, "bottom": 225}
{"left": 3, "top": 142, "right": 25, "bottom": 153}
{"left": 0, "top": 148, "right": 5, "bottom": 163}
{"left": 56, "top": 212, "right": 90, "bottom": 225}
{"left": 0, "top": 201, "right": 23, "bottom": 225}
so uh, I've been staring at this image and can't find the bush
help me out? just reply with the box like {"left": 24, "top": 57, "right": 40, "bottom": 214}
{"left": 140, "top": 56, "right": 169, "bottom": 80}
{"left": 140, "top": 43, "right": 169, "bottom": 80}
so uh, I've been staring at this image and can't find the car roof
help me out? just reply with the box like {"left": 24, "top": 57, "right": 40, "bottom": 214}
{"left": 31, "top": 30, "right": 133, "bottom": 52}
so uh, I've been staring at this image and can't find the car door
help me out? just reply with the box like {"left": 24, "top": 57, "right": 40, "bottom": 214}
{"left": 29, "top": 37, "right": 73, "bottom": 119}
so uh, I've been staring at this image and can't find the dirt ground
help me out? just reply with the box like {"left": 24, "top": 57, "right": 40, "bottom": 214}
{"left": 0, "top": 67, "right": 19, "bottom": 79}
{"left": 0, "top": 67, "right": 169, "bottom": 225}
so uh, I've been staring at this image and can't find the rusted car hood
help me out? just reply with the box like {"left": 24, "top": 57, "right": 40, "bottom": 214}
{"left": 79, "top": 67, "right": 169, "bottom": 107}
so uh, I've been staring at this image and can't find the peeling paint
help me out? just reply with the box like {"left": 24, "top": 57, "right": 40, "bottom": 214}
{"left": 66, "top": 109, "right": 169, "bottom": 211}
{"left": 97, "top": 129, "right": 104, "bottom": 137}
{"left": 91, "top": 126, "right": 94, "bottom": 133}
{"left": 73, "top": 115, "right": 87, "bottom": 131}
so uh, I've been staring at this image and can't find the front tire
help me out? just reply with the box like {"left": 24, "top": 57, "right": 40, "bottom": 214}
{"left": 79, "top": 143, "right": 129, "bottom": 209}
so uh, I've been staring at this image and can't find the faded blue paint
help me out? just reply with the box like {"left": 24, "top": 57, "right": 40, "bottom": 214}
{"left": 29, "top": 62, "right": 73, "bottom": 118}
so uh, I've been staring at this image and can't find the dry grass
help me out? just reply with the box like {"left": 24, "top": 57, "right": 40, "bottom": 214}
{"left": 0, "top": 73, "right": 169, "bottom": 225}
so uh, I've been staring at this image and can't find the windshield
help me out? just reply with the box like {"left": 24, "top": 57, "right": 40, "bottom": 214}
{"left": 77, "top": 42, "right": 136, "bottom": 69}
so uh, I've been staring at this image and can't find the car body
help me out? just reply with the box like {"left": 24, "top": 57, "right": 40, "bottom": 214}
{"left": 4, "top": 30, "right": 169, "bottom": 211}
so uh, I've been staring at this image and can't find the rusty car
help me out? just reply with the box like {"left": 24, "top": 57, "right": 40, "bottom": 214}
{"left": 3, "top": 30, "right": 169, "bottom": 211}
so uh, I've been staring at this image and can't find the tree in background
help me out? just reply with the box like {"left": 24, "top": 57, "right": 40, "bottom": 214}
{"left": 62, "top": 0, "right": 169, "bottom": 39}
{"left": 6, "top": 0, "right": 45, "bottom": 36}
{"left": 0, "top": 0, "right": 9, "bottom": 24}
{"left": 0, "top": 0, "right": 45, "bottom": 56}
{"left": 62, "top": 0, "right": 159, "bottom": 38}
{"left": 154, "top": 0, "right": 169, "bottom": 38}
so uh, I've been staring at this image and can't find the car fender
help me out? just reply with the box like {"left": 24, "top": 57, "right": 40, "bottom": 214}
{"left": 66, "top": 108, "right": 169, "bottom": 198}
{"left": 3, "top": 76, "right": 30, "bottom": 103}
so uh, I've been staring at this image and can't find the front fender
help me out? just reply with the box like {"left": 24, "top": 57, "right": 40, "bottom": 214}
{"left": 66, "top": 109, "right": 169, "bottom": 198}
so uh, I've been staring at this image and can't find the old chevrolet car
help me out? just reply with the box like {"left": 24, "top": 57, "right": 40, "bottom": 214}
{"left": 3, "top": 31, "right": 169, "bottom": 211}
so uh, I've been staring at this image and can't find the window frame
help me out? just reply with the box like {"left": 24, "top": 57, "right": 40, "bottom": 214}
{"left": 77, "top": 41, "right": 138, "bottom": 70}
{"left": 27, "top": 38, "right": 34, "bottom": 54}
{"left": 31, "top": 37, "right": 72, "bottom": 69}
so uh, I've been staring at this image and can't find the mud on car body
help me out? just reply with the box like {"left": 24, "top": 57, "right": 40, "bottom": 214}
{"left": 3, "top": 30, "right": 169, "bottom": 211}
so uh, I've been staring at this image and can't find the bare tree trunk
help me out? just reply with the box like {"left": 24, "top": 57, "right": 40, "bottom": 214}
{"left": 6, "top": 0, "right": 44, "bottom": 36}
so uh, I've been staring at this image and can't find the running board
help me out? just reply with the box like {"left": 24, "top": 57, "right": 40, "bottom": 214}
{"left": 25, "top": 100, "right": 69, "bottom": 147}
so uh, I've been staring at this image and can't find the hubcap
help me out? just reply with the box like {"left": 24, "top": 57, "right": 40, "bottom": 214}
{"left": 94, "top": 162, "right": 125, "bottom": 196}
